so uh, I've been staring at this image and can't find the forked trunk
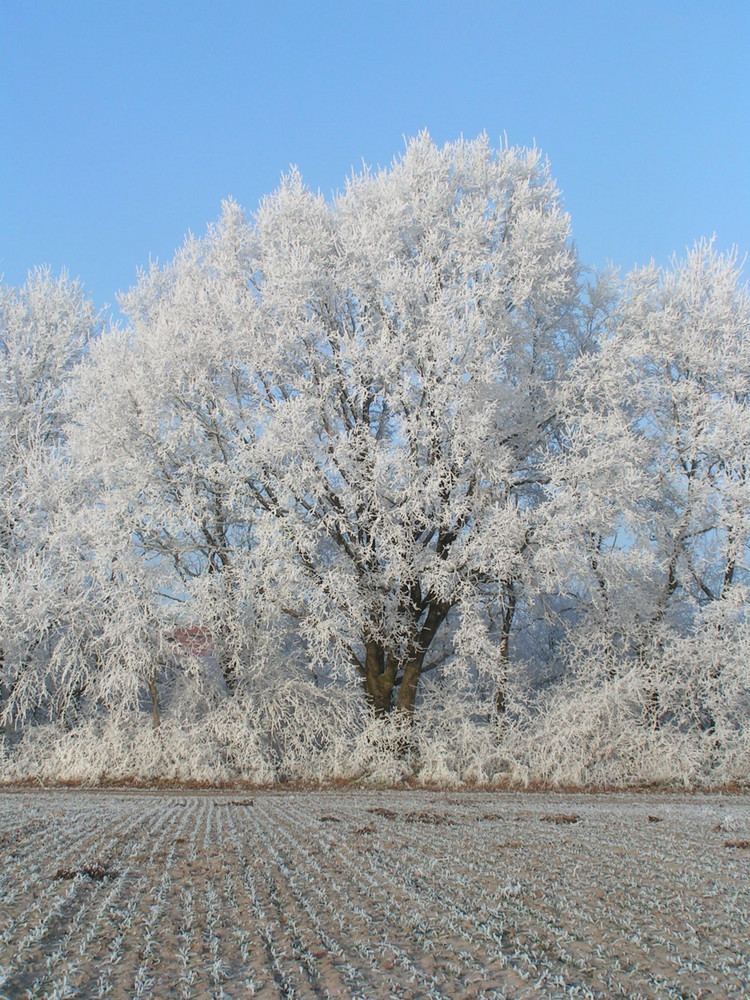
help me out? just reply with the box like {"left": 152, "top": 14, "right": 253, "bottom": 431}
{"left": 362, "top": 599, "right": 450, "bottom": 719}
{"left": 364, "top": 678, "right": 394, "bottom": 717}
{"left": 363, "top": 640, "right": 397, "bottom": 718}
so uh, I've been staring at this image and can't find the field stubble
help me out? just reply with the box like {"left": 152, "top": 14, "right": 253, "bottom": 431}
{"left": 0, "top": 789, "right": 748, "bottom": 999}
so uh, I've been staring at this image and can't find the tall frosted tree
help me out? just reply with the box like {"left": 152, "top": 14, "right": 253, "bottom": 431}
{"left": 71, "top": 133, "right": 581, "bottom": 718}
{"left": 546, "top": 243, "right": 750, "bottom": 728}
{"left": 2, "top": 138, "right": 747, "bottom": 785}
{"left": 0, "top": 270, "right": 100, "bottom": 723}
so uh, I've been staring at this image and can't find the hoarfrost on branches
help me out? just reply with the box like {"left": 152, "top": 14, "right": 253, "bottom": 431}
{"left": 1, "top": 136, "right": 748, "bottom": 787}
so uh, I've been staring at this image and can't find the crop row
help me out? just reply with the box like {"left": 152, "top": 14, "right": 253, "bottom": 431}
{"left": 0, "top": 791, "right": 747, "bottom": 998}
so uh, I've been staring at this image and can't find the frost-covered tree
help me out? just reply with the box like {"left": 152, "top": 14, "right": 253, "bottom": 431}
{"left": 68, "top": 213, "right": 283, "bottom": 705}
{"left": 70, "top": 133, "right": 581, "bottom": 718}
{"left": 2, "top": 194, "right": 748, "bottom": 784}
{"left": 620, "top": 243, "right": 749, "bottom": 608}
{"left": 0, "top": 269, "right": 100, "bottom": 724}
{"left": 547, "top": 243, "right": 750, "bottom": 727}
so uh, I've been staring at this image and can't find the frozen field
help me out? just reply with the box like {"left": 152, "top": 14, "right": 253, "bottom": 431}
{"left": 0, "top": 790, "right": 748, "bottom": 999}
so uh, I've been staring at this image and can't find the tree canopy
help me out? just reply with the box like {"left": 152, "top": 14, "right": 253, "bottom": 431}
{"left": 1, "top": 134, "right": 748, "bottom": 787}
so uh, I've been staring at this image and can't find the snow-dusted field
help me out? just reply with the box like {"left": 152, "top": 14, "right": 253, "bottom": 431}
{"left": 0, "top": 790, "right": 748, "bottom": 999}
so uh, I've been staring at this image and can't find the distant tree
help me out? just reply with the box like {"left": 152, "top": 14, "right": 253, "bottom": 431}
{"left": 547, "top": 243, "right": 750, "bottom": 727}
{"left": 0, "top": 269, "right": 100, "bottom": 724}
{"left": 70, "top": 133, "right": 581, "bottom": 718}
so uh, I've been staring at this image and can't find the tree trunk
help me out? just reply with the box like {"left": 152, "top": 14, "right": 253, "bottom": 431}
{"left": 396, "top": 656, "right": 424, "bottom": 716}
{"left": 495, "top": 663, "right": 507, "bottom": 717}
{"left": 397, "top": 598, "right": 452, "bottom": 717}
{"left": 644, "top": 681, "right": 660, "bottom": 731}
{"left": 362, "top": 599, "right": 450, "bottom": 719}
{"left": 640, "top": 549, "right": 680, "bottom": 731}
{"left": 220, "top": 652, "right": 239, "bottom": 696}
{"left": 495, "top": 584, "right": 516, "bottom": 718}
{"left": 363, "top": 640, "right": 397, "bottom": 717}
{"left": 147, "top": 675, "right": 160, "bottom": 730}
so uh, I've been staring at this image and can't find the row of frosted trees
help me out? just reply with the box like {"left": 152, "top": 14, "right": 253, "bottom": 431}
{"left": 2, "top": 134, "right": 748, "bottom": 785}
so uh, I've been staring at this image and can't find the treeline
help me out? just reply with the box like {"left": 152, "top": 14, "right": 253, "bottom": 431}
{"left": 1, "top": 134, "right": 748, "bottom": 786}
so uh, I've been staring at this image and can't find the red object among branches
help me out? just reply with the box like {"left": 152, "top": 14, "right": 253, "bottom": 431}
{"left": 171, "top": 626, "right": 213, "bottom": 656}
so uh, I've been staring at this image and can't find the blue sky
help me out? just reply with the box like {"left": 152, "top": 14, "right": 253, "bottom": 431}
{"left": 2, "top": 1, "right": 749, "bottom": 315}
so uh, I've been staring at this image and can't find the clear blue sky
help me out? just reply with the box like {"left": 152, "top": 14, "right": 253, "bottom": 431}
{"left": 2, "top": 1, "right": 749, "bottom": 315}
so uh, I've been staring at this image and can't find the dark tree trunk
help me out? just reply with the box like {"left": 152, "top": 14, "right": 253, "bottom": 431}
{"left": 644, "top": 681, "right": 660, "bottom": 731}
{"left": 640, "top": 549, "right": 680, "bottom": 731}
{"left": 495, "top": 584, "right": 516, "bottom": 718}
{"left": 495, "top": 665, "right": 507, "bottom": 717}
{"left": 147, "top": 675, "right": 160, "bottom": 730}
{"left": 361, "top": 598, "right": 450, "bottom": 719}
{"left": 363, "top": 640, "right": 398, "bottom": 717}
{"left": 219, "top": 651, "right": 239, "bottom": 696}
{"left": 395, "top": 656, "right": 424, "bottom": 716}
{"left": 397, "top": 598, "right": 451, "bottom": 717}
